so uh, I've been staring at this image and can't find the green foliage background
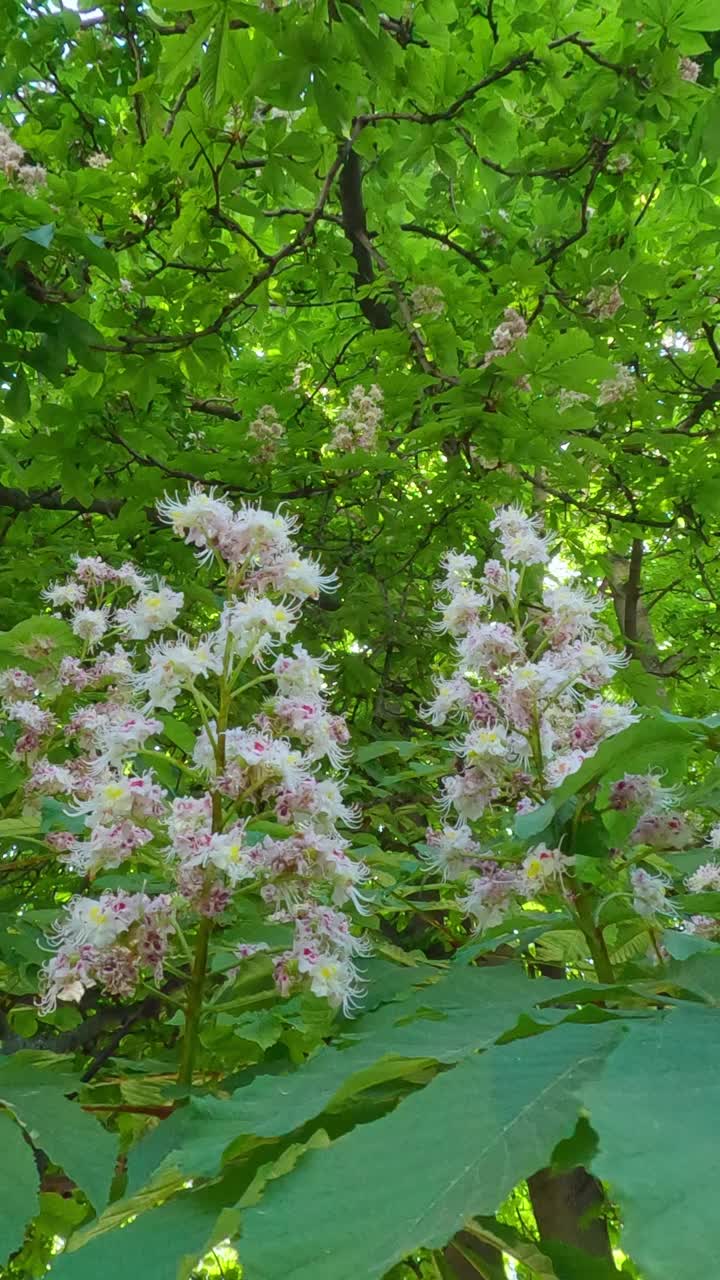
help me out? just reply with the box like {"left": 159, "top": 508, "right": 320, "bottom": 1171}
{"left": 2, "top": 0, "right": 720, "bottom": 1277}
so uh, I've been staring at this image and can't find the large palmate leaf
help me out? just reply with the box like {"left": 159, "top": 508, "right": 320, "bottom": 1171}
{"left": 51, "top": 1181, "right": 239, "bottom": 1280}
{"left": 0, "top": 1110, "right": 40, "bottom": 1265}
{"left": 587, "top": 1005, "right": 720, "bottom": 1280}
{"left": 129, "top": 964, "right": 586, "bottom": 1188}
{"left": 235, "top": 1021, "right": 619, "bottom": 1280}
{"left": 0, "top": 1057, "right": 116, "bottom": 1211}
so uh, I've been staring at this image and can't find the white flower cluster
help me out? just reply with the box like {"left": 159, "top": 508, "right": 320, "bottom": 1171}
{"left": 422, "top": 505, "right": 637, "bottom": 928}
{"left": 557, "top": 389, "right": 590, "bottom": 414}
{"left": 0, "top": 125, "right": 46, "bottom": 193}
{"left": 482, "top": 307, "right": 527, "bottom": 367}
{"left": 43, "top": 560, "right": 184, "bottom": 653}
{"left": 679, "top": 57, "right": 701, "bottom": 83}
{"left": 291, "top": 360, "right": 312, "bottom": 391}
{"left": 586, "top": 284, "right": 623, "bottom": 320}
{"left": 248, "top": 404, "right": 285, "bottom": 461}
{"left": 411, "top": 285, "right": 445, "bottom": 319}
{"left": 3, "top": 488, "right": 367, "bottom": 1018}
{"left": 598, "top": 365, "right": 636, "bottom": 405}
{"left": 557, "top": 366, "right": 635, "bottom": 413}
{"left": 156, "top": 488, "right": 335, "bottom": 599}
{"left": 330, "top": 384, "right": 383, "bottom": 452}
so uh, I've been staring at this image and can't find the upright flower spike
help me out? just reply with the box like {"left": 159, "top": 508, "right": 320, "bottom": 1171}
{"left": 2, "top": 486, "right": 367, "bottom": 1023}
{"left": 421, "top": 507, "right": 720, "bottom": 969}
{"left": 329, "top": 384, "right": 384, "bottom": 452}
{"left": 422, "top": 504, "right": 640, "bottom": 935}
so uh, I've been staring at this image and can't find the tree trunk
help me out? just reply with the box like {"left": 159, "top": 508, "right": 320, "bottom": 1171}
{"left": 443, "top": 1230, "right": 504, "bottom": 1279}
{"left": 528, "top": 1166, "right": 615, "bottom": 1262}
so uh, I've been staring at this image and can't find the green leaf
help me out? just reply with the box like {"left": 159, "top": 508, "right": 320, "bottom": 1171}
{"left": 0, "top": 817, "right": 41, "bottom": 838}
{"left": 160, "top": 715, "right": 195, "bottom": 754}
{"left": 4, "top": 369, "right": 31, "bottom": 421}
{"left": 0, "top": 1057, "right": 116, "bottom": 1211}
{"left": 237, "top": 1023, "right": 619, "bottom": 1280}
{"left": 355, "top": 741, "right": 402, "bottom": 763}
{"left": 23, "top": 223, "right": 55, "bottom": 248}
{"left": 587, "top": 1006, "right": 720, "bottom": 1280}
{"left": 52, "top": 1182, "right": 239, "bottom": 1280}
{"left": 40, "top": 797, "right": 86, "bottom": 835}
{"left": 0, "top": 615, "right": 75, "bottom": 668}
{"left": 0, "top": 1110, "right": 40, "bottom": 1264}
{"left": 129, "top": 966, "right": 586, "bottom": 1187}
{"left": 515, "top": 799, "right": 556, "bottom": 840}
{"left": 200, "top": 13, "right": 230, "bottom": 108}
{"left": 682, "top": 0, "right": 720, "bottom": 30}
{"left": 515, "top": 713, "right": 705, "bottom": 839}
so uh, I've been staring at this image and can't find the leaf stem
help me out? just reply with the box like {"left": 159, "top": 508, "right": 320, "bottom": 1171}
{"left": 176, "top": 915, "right": 212, "bottom": 1088}
{"left": 573, "top": 888, "right": 615, "bottom": 984}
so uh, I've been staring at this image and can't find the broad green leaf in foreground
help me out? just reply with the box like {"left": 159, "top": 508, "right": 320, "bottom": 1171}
{"left": 0, "top": 1110, "right": 40, "bottom": 1264}
{"left": 236, "top": 1021, "right": 619, "bottom": 1280}
{"left": 587, "top": 1006, "right": 720, "bottom": 1280}
{"left": 129, "top": 964, "right": 586, "bottom": 1187}
{"left": 51, "top": 1182, "right": 239, "bottom": 1280}
{"left": 0, "top": 1057, "right": 116, "bottom": 1211}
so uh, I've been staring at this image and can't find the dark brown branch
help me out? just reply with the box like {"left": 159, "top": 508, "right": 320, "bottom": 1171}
{"left": 164, "top": 71, "right": 199, "bottom": 138}
{"left": 104, "top": 125, "right": 365, "bottom": 353}
{"left": 457, "top": 124, "right": 597, "bottom": 180}
{"left": 400, "top": 222, "right": 489, "bottom": 272}
{"left": 676, "top": 380, "right": 720, "bottom": 433}
{"left": 0, "top": 484, "right": 122, "bottom": 517}
{"left": 187, "top": 397, "right": 243, "bottom": 421}
{"left": 356, "top": 32, "right": 639, "bottom": 130}
{"left": 263, "top": 207, "right": 342, "bottom": 225}
{"left": 536, "top": 149, "right": 610, "bottom": 265}
{"left": 562, "top": 31, "right": 641, "bottom": 80}
{"left": 212, "top": 208, "right": 271, "bottom": 262}
{"left": 106, "top": 430, "right": 333, "bottom": 501}
{"left": 356, "top": 230, "right": 458, "bottom": 383}
{"left": 634, "top": 179, "right": 659, "bottom": 227}
{"left": 702, "top": 322, "right": 720, "bottom": 367}
{"left": 120, "top": 1, "right": 148, "bottom": 144}
{"left": 516, "top": 470, "right": 674, "bottom": 530}
{"left": 624, "top": 537, "right": 643, "bottom": 645}
{"left": 338, "top": 149, "right": 393, "bottom": 330}
{"left": 480, "top": 0, "right": 499, "bottom": 43}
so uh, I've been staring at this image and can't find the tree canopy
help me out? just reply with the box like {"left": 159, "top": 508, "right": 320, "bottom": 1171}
{"left": 2, "top": 1, "right": 720, "bottom": 1278}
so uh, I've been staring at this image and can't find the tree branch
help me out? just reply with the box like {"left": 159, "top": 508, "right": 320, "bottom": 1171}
{"left": 187, "top": 397, "right": 243, "bottom": 421}
{"left": 400, "top": 222, "right": 490, "bottom": 272}
{"left": 624, "top": 537, "right": 643, "bottom": 646}
{"left": 338, "top": 149, "right": 393, "bottom": 330}
{"left": 0, "top": 484, "right": 122, "bottom": 517}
